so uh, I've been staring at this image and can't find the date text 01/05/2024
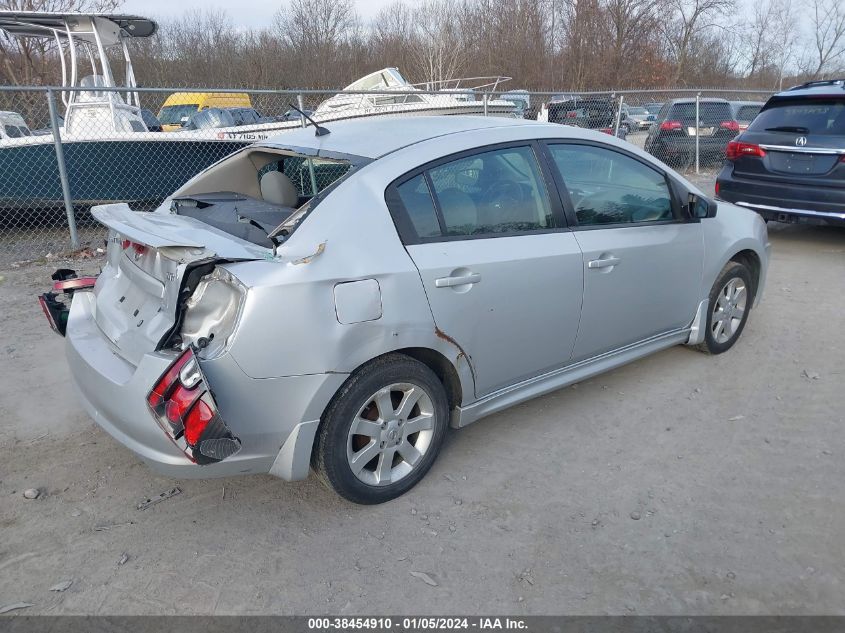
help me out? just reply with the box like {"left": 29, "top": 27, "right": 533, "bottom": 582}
{"left": 306, "top": 617, "right": 529, "bottom": 630}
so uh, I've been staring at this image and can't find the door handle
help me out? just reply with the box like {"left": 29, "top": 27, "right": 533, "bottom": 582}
{"left": 588, "top": 256, "right": 621, "bottom": 269}
{"left": 435, "top": 272, "right": 482, "bottom": 288}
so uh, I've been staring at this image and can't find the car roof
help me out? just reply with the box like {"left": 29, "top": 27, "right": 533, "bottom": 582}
{"left": 777, "top": 79, "right": 845, "bottom": 99}
{"left": 258, "top": 116, "right": 540, "bottom": 160}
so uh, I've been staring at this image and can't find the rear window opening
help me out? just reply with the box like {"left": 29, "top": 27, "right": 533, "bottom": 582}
{"left": 170, "top": 148, "right": 354, "bottom": 247}
{"left": 669, "top": 102, "right": 732, "bottom": 124}
{"left": 749, "top": 98, "right": 845, "bottom": 135}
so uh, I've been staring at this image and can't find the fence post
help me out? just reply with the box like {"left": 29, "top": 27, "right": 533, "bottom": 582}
{"left": 695, "top": 92, "right": 700, "bottom": 174}
{"left": 296, "top": 93, "right": 307, "bottom": 128}
{"left": 298, "top": 92, "right": 319, "bottom": 197}
{"left": 46, "top": 88, "right": 79, "bottom": 250}
{"left": 614, "top": 94, "right": 624, "bottom": 137}
{"left": 483, "top": 93, "right": 489, "bottom": 117}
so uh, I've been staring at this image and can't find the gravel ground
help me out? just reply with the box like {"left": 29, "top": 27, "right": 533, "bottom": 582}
{"left": 0, "top": 221, "right": 843, "bottom": 616}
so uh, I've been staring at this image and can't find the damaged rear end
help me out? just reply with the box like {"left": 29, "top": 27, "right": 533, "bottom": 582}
{"left": 41, "top": 203, "right": 269, "bottom": 468}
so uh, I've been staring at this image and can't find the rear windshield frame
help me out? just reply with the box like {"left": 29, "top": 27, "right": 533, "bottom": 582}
{"left": 748, "top": 97, "right": 845, "bottom": 135}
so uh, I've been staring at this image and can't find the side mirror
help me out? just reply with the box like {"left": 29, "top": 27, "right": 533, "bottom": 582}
{"left": 688, "top": 193, "right": 717, "bottom": 219}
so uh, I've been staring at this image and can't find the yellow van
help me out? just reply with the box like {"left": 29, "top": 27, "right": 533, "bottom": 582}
{"left": 157, "top": 92, "right": 252, "bottom": 131}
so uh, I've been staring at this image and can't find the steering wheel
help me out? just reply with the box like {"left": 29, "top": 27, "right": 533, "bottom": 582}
{"left": 482, "top": 180, "right": 524, "bottom": 209}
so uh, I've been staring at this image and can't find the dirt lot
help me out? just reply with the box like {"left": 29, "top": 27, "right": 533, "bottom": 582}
{"left": 0, "top": 221, "right": 843, "bottom": 616}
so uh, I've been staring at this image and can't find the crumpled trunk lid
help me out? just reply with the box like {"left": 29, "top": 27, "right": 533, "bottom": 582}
{"left": 90, "top": 204, "right": 269, "bottom": 366}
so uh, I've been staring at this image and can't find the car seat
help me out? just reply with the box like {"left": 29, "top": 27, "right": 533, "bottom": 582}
{"left": 260, "top": 171, "right": 299, "bottom": 207}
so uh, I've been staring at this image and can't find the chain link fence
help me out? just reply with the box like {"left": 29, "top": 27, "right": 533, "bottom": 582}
{"left": 0, "top": 85, "right": 772, "bottom": 265}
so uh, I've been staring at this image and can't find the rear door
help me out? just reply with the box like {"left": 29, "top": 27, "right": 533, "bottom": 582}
{"left": 543, "top": 141, "right": 704, "bottom": 361}
{"left": 386, "top": 143, "right": 584, "bottom": 398}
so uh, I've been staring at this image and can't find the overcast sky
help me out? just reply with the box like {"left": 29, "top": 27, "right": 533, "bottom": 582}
{"left": 119, "top": 0, "right": 397, "bottom": 29}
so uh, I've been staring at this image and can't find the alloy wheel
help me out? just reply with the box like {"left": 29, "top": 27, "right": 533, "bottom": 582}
{"left": 711, "top": 276, "right": 747, "bottom": 344}
{"left": 346, "top": 383, "right": 436, "bottom": 487}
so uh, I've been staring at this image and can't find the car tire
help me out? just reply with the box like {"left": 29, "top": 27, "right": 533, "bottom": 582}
{"left": 696, "top": 262, "right": 753, "bottom": 355}
{"left": 313, "top": 353, "right": 450, "bottom": 504}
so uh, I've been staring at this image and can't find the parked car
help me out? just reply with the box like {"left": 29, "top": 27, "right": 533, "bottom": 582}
{"left": 182, "top": 107, "right": 272, "bottom": 130}
{"left": 157, "top": 92, "right": 252, "bottom": 131}
{"left": 716, "top": 80, "right": 845, "bottom": 227}
{"left": 280, "top": 108, "right": 314, "bottom": 122}
{"left": 40, "top": 116, "right": 769, "bottom": 504}
{"left": 731, "top": 101, "right": 764, "bottom": 131}
{"left": 644, "top": 102, "right": 664, "bottom": 114}
{"left": 498, "top": 90, "right": 531, "bottom": 118}
{"left": 625, "top": 105, "right": 653, "bottom": 130}
{"left": 548, "top": 96, "right": 628, "bottom": 139}
{"left": 644, "top": 98, "right": 739, "bottom": 168}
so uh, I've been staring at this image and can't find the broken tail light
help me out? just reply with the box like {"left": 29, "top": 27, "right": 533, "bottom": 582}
{"left": 147, "top": 348, "right": 241, "bottom": 465}
{"left": 39, "top": 293, "right": 68, "bottom": 335}
{"left": 53, "top": 276, "right": 97, "bottom": 292}
{"left": 39, "top": 269, "right": 97, "bottom": 337}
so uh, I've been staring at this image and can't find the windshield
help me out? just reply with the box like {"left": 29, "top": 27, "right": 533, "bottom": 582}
{"left": 669, "top": 102, "right": 731, "bottom": 123}
{"left": 158, "top": 104, "right": 199, "bottom": 125}
{"left": 628, "top": 107, "right": 647, "bottom": 115}
{"left": 735, "top": 105, "right": 761, "bottom": 122}
{"left": 749, "top": 99, "right": 845, "bottom": 135}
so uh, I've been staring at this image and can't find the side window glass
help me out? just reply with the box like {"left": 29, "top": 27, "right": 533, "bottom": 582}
{"left": 427, "top": 146, "right": 553, "bottom": 236}
{"left": 548, "top": 144, "right": 674, "bottom": 226}
{"left": 395, "top": 175, "right": 442, "bottom": 239}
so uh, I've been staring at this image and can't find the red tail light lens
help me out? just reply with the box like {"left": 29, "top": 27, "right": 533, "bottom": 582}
{"left": 720, "top": 120, "right": 740, "bottom": 133}
{"left": 715, "top": 181, "right": 720, "bottom": 196}
{"left": 660, "top": 120, "right": 682, "bottom": 131}
{"left": 120, "top": 239, "right": 147, "bottom": 256}
{"left": 147, "top": 350, "right": 193, "bottom": 410}
{"left": 599, "top": 127, "right": 614, "bottom": 135}
{"left": 146, "top": 349, "right": 241, "bottom": 464}
{"left": 566, "top": 111, "right": 577, "bottom": 118}
{"left": 184, "top": 400, "right": 214, "bottom": 446}
{"left": 53, "top": 276, "right": 97, "bottom": 292}
{"left": 726, "top": 141, "right": 766, "bottom": 161}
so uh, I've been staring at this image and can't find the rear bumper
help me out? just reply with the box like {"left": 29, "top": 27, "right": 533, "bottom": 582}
{"left": 65, "top": 291, "right": 347, "bottom": 480}
{"left": 650, "top": 136, "right": 729, "bottom": 158}
{"left": 717, "top": 170, "right": 845, "bottom": 227}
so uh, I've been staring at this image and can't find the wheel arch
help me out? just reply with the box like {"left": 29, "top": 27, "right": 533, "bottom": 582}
{"left": 728, "top": 248, "right": 762, "bottom": 301}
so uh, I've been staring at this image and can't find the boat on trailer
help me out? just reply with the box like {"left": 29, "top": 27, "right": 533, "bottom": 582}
{"left": 0, "top": 12, "right": 516, "bottom": 209}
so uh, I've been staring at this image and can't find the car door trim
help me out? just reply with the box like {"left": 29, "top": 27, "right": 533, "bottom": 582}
{"left": 758, "top": 144, "right": 845, "bottom": 155}
{"left": 451, "top": 326, "right": 691, "bottom": 428}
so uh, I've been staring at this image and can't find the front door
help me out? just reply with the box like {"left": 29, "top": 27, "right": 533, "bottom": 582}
{"left": 544, "top": 142, "right": 704, "bottom": 361}
{"left": 386, "top": 144, "right": 584, "bottom": 398}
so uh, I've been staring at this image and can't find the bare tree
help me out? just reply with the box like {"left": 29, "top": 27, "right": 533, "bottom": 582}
{"left": 370, "top": 1, "right": 416, "bottom": 74}
{"left": 802, "top": 0, "right": 845, "bottom": 79}
{"left": 274, "top": 0, "right": 360, "bottom": 88}
{"left": 663, "top": 0, "right": 735, "bottom": 85}
{"left": 604, "top": 0, "right": 665, "bottom": 86}
{"left": 409, "top": 0, "right": 466, "bottom": 86}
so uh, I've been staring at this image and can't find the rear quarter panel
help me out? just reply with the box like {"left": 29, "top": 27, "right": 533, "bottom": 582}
{"left": 219, "top": 172, "right": 474, "bottom": 398}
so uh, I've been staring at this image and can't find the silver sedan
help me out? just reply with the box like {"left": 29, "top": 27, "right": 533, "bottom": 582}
{"left": 41, "top": 116, "right": 770, "bottom": 504}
